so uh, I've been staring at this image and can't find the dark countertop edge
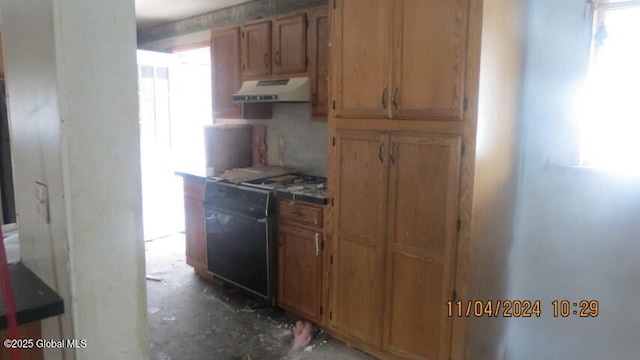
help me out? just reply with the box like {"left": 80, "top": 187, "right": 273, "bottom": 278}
{"left": 174, "top": 170, "right": 207, "bottom": 182}
{"left": 275, "top": 190, "right": 328, "bottom": 205}
{"left": 0, "top": 263, "right": 65, "bottom": 329}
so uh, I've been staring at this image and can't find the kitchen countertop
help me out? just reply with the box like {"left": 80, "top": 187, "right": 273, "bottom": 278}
{"left": 174, "top": 167, "right": 208, "bottom": 182}
{"left": 275, "top": 185, "right": 327, "bottom": 205}
{"left": 0, "top": 262, "right": 64, "bottom": 329}
{"left": 175, "top": 167, "right": 328, "bottom": 205}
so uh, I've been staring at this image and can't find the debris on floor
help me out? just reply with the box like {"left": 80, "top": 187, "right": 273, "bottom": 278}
{"left": 146, "top": 233, "right": 375, "bottom": 360}
{"left": 289, "top": 321, "right": 314, "bottom": 354}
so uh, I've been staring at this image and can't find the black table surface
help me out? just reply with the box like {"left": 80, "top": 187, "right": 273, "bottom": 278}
{"left": 0, "top": 262, "right": 64, "bottom": 329}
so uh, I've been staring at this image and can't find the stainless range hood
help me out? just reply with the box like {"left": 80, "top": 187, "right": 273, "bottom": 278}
{"left": 232, "top": 77, "right": 310, "bottom": 103}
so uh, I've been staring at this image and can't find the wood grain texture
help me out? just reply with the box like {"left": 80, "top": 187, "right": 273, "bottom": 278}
{"left": 277, "top": 223, "right": 323, "bottom": 322}
{"left": 333, "top": 0, "right": 392, "bottom": 118}
{"left": 278, "top": 199, "right": 323, "bottom": 229}
{"left": 211, "top": 26, "right": 242, "bottom": 118}
{"left": 391, "top": 0, "right": 469, "bottom": 120}
{"left": 330, "top": 129, "right": 387, "bottom": 346}
{"left": 273, "top": 13, "right": 307, "bottom": 75}
{"left": 308, "top": 7, "right": 329, "bottom": 119}
{"left": 383, "top": 134, "right": 462, "bottom": 359}
{"left": 242, "top": 19, "right": 272, "bottom": 78}
{"left": 183, "top": 178, "right": 207, "bottom": 273}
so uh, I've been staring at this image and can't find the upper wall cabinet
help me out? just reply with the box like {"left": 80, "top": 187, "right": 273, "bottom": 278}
{"left": 212, "top": 26, "right": 272, "bottom": 119}
{"left": 273, "top": 13, "right": 307, "bottom": 75}
{"left": 308, "top": 8, "right": 329, "bottom": 119}
{"left": 211, "top": 26, "right": 242, "bottom": 118}
{"left": 242, "top": 19, "right": 272, "bottom": 78}
{"left": 241, "top": 13, "right": 307, "bottom": 80}
{"left": 333, "top": 0, "right": 469, "bottom": 120}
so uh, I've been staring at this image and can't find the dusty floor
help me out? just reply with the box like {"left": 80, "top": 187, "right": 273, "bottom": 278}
{"left": 145, "top": 233, "right": 376, "bottom": 360}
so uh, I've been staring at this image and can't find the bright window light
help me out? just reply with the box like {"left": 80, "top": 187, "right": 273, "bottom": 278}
{"left": 579, "top": 1, "right": 640, "bottom": 176}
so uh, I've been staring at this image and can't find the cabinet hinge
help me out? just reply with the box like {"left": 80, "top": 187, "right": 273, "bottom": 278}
{"left": 452, "top": 290, "right": 457, "bottom": 301}
{"left": 332, "top": 100, "right": 335, "bottom": 109}
{"left": 330, "top": 254, "right": 333, "bottom": 264}
{"left": 331, "top": 197, "right": 334, "bottom": 206}
{"left": 332, "top": 137, "right": 336, "bottom": 146}
{"left": 320, "top": 306, "right": 323, "bottom": 315}
{"left": 333, "top": 0, "right": 336, "bottom": 9}
{"left": 456, "top": 218, "right": 462, "bottom": 233}
{"left": 329, "top": 311, "right": 333, "bottom": 319}
{"left": 463, "top": 97, "right": 468, "bottom": 112}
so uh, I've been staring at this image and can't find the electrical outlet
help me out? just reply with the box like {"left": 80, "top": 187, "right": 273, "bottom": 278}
{"left": 35, "top": 181, "right": 50, "bottom": 224}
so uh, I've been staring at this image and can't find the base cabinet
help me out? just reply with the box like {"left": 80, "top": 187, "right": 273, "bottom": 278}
{"left": 277, "top": 199, "right": 324, "bottom": 322}
{"left": 183, "top": 178, "right": 207, "bottom": 275}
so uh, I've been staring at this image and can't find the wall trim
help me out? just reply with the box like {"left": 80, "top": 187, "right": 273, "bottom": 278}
{"left": 137, "top": 0, "right": 327, "bottom": 45}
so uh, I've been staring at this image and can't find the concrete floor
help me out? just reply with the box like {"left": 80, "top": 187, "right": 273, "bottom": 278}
{"left": 146, "top": 233, "right": 376, "bottom": 360}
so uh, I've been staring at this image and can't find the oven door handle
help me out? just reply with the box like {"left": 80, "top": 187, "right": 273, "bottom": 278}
{"left": 202, "top": 204, "right": 267, "bottom": 222}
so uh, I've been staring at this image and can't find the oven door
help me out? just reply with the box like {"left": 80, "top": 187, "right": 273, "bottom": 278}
{"left": 204, "top": 205, "right": 274, "bottom": 299}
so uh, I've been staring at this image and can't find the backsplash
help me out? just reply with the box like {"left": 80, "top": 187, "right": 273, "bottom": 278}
{"left": 215, "top": 103, "right": 327, "bottom": 176}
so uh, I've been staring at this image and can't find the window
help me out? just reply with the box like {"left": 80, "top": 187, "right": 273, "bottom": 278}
{"left": 578, "top": 0, "right": 640, "bottom": 175}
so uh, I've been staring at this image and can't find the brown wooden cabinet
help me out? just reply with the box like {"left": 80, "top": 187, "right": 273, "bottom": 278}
{"left": 331, "top": 130, "right": 387, "bottom": 346}
{"left": 211, "top": 26, "right": 242, "bottom": 118}
{"left": 241, "top": 20, "right": 272, "bottom": 79}
{"left": 277, "top": 199, "right": 324, "bottom": 323}
{"left": 183, "top": 178, "right": 207, "bottom": 274}
{"left": 332, "top": 0, "right": 469, "bottom": 120}
{"left": 273, "top": 13, "right": 307, "bottom": 75}
{"left": 328, "top": 0, "right": 525, "bottom": 358}
{"left": 241, "top": 13, "right": 308, "bottom": 80}
{"left": 332, "top": 1, "right": 391, "bottom": 118}
{"left": 382, "top": 133, "right": 461, "bottom": 359}
{"left": 330, "top": 129, "right": 462, "bottom": 359}
{"left": 308, "top": 8, "right": 329, "bottom": 119}
{"left": 212, "top": 26, "right": 272, "bottom": 119}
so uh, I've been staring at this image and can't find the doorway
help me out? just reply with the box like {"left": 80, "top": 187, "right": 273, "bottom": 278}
{"left": 136, "top": 46, "right": 211, "bottom": 241}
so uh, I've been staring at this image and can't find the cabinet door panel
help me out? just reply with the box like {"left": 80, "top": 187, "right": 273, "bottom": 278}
{"left": 334, "top": 0, "right": 392, "bottom": 118}
{"left": 309, "top": 8, "right": 329, "bottom": 118}
{"left": 392, "top": 0, "right": 469, "bottom": 120}
{"left": 332, "top": 130, "right": 387, "bottom": 346}
{"left": 384, "top": 134, "right": 461, "bottom": 359}
{"left": 273, "top": 14, "right": 307, "bottom": 75}
{"left": 242, "top": 20, "right": 271, "bottom": 78}
{"left": 278, "top": 224, "right": 322, "bottom": 321}
{"left": 211, "top": 27, "right": 242, "bottom": 118}
{"left": 184, "top": 179, "right": 206, "bottom": 271}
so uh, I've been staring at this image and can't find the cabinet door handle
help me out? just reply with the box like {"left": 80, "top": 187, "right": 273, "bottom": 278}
{"left": 378, "top": 143, "right": 384, "bottom": 163}
{"left": 314, "top": 233, "right": 320, "bottom": 256}
{"left": 263, "top": 53, "right": 269, "bottom": 68}
{"left": 381, "top": 86, "right": 388, "bottom": 109}
{"left": 392, "top": 88, "right": 399, "bottom": 109}
{"left": 275, "top": 50, "right": 281, "bottom": 66}
{"left": 390, "top": 142, "right": 397, "bottom": 165}
{"left": 311, "top": 92, "right": 317, "bottom": 108}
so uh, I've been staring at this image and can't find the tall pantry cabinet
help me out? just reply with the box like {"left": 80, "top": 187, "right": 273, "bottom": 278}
{"left": 326, "top": 0, "right": 525, "bottom": 359}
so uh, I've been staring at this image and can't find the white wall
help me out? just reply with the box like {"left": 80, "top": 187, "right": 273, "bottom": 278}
{"left": 0, "top": 0, "right": 149, "bottom": 359}
{"left": 507, "top": 0, "right": 640, "bottom": 359}
{"left": 218, "top": 103, "right": 328, "bottom": 176}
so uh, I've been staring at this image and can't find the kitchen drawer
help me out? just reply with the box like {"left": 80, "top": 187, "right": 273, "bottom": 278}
{"left": 184, "top": 178, "right": 205, "bottom": 200}
{"left": 278, "top": 199, "right": 322, "bottom": 229}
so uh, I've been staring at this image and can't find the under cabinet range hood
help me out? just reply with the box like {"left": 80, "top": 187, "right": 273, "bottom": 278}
{"left": 232, "top": 77, "right": 310, "bottom": 103}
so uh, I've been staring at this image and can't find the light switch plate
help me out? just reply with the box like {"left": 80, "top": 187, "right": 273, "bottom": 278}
{"left": 35, "top": 181, "right": 50, "bottom": 224}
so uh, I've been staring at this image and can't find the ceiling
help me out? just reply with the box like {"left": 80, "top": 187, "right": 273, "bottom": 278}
{"left": 135, "top": 0, "right": 252, "bottom": 30}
